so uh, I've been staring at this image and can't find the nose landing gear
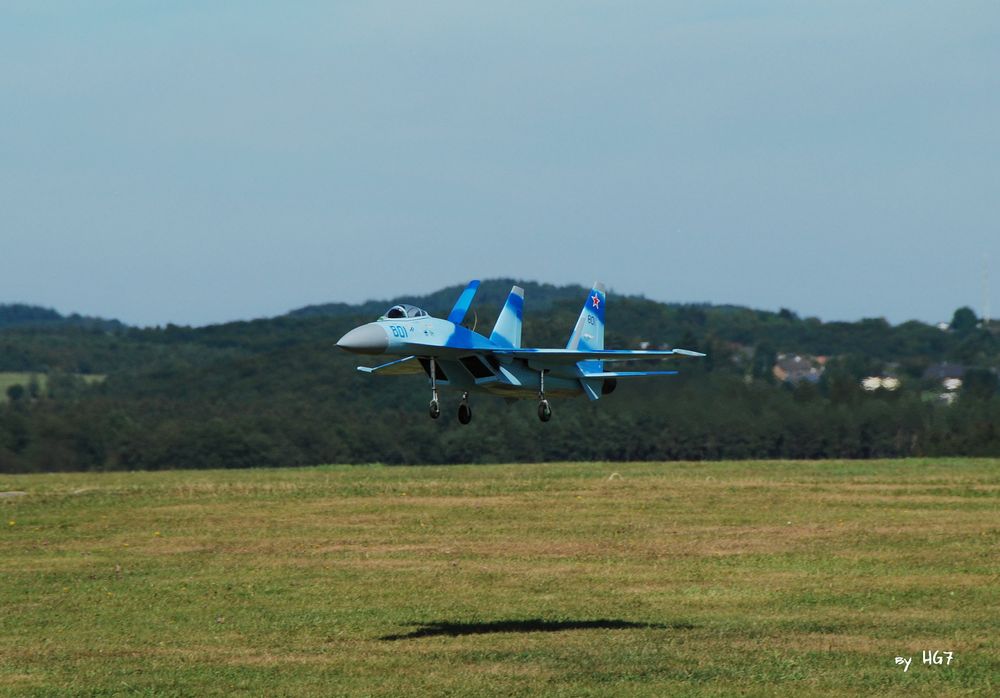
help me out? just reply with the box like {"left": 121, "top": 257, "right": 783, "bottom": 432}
{"left": 428, "top": 357, "right": 441, "bottom": 419}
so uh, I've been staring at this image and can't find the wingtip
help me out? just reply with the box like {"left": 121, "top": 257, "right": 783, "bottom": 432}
{"left": 511, "top": 285, "right": 525, "bottom": 297}
{"left": 593, "top": 281, "right": 606, "bottom": 293}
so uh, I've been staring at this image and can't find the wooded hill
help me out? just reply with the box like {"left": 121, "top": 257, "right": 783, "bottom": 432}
{"left": 1, "top": 280, "right": 998, "bottom": 472}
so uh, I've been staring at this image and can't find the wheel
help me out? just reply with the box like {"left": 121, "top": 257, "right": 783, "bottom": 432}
{"left": 429, "top": 400, "right": 441, "bottom": 419}
{"left": 537, "top": 400, "right": 552, "bottom": 422}
{"left": 458, "top": 402, "right": 472, "bottom": 425}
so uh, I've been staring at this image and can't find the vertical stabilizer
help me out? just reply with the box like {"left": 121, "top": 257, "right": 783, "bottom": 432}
{"left": 567, "top": 282, "right": 605, "bottom": 351}
{"left": 489, "top": 286, "right": 524, "bottom": 348}
{"left": 447, "top": 280, "right": 481, "bottom": 324}
{"left": 568, "top": 282, "right": 606, "bottom": 374}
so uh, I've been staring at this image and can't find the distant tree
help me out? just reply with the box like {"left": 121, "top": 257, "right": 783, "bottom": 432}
{"left": 6, "top": 384, "right": 25, "bottom": 402}
{"left": 751, "top": 342, "right": 777, "bottom": 382}
{"left": 951, "top": 329, "right": 997, "bottom": 366}
{"left": 2, "top": 280, "right": 1000, "bottom": 472}
{"left": 950, "top": 307, "right": 978, "bottom": 333}
{"left": 792, "top": 380, "right": 820, "bottom": 403}
{"left": 962, "top": 369, "right": 998, "bottom": 401}
{"left": 821, "top": 359, "right": 862, "bottom": 405}
{"left": 676, "top": 306, "right": 707, "bottom": 328}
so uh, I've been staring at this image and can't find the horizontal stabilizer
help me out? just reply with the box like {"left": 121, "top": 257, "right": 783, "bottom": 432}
{"left": 491, "top": 348, "right": 705, "bottom": 364}
{"left": 665, "top": 348, "right": 705, "bottom": 357}
{"left": 581, "top": 370, "right": 679, "bottom": 378}
{"left": 357, "top": 356, "right": 423, "bottom": 376}
{"left": 447, "top": 280, "right": 481, "bottom": 324}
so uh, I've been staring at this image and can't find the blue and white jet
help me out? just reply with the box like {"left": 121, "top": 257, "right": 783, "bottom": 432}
{"left": 336, "top": 281, "right": 704, "bottom": 423}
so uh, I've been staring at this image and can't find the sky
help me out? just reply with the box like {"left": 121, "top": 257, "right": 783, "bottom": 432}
{"left": 2, "top": 1, "right": 998, "bottom": 327}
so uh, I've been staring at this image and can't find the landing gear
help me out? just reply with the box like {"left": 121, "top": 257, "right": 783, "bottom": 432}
{"left": 458, "top": 393, "right": 472, "bottom": 425}
{"left": 537, "top": 370, "right": 552, "bottom": 422}
{"left": 428, "top": 357, "right": 441, "bottom": 419}
{"left": 538, "top": 400, "right": 552, "bottom": 422}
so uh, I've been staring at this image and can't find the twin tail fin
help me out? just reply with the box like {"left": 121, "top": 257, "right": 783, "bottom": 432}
{"left": 568, "top": 282, "right": 606, "bottom": 374}
{"left": 489, "top": 286, "right": 524, "bottom": 348}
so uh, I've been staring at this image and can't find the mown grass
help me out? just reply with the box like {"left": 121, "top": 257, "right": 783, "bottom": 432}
{"left": 1, "top": 459, "right": 997, "bottom": 696}
{"left": 0, "top": 373, "right": 43, "bottom": 402}
{"left": 0, "top": 372, "right": 105, "bottom": 402}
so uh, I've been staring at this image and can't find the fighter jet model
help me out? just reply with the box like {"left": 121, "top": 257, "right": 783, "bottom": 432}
{"left": 336, "top": 281, "right": 704, "bottom": 423}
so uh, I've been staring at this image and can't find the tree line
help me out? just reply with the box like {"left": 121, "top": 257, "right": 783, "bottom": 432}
{"left": 1, "top": 284, "right": 997, "bottom": 472}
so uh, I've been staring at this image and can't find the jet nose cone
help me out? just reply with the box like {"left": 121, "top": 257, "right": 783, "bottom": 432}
{"left": 336, "top": 323, "right": 388, "bottom": 355}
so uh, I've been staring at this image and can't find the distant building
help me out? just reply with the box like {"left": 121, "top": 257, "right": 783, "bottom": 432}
{"left": 943, "top": 378, "right": 963, "bottom": 392}
{"left": 923, "top": 363, "right": 966, "bottom": 382}
{"left": 728, "top": 343, "right": 754, "bottom": 365}
{"left": 938, "top": 391, "right": 959, "bottom": 406}
{"left": 861, "top": 376, "right": 901, "bottom": 391}
{"left": 773, "top": 354, "right": 825, "bottom": 384}
{"left": 920, "top": 363, "right": 966, "bottom": 406}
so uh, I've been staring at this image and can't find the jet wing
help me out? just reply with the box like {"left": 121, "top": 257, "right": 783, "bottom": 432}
{"left": 357, "top": 356, "right": 423, "bottom": 375}
{"left": 491, "top": 348, "right": 705, "bottom": 364}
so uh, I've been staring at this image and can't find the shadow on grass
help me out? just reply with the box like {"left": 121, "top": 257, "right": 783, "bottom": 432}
{"left": 380, "top": 618, "right": 694, "bottom": 641}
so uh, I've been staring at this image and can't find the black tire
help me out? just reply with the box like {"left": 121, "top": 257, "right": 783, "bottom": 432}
{"left": 429, "top": 400, "right": 441, "bottom": 419}
{"left": 537, "top": 400, "right": 552, "bottom": 422}
{"left": 458, "top": 402, "right": 472, "bottom": 425}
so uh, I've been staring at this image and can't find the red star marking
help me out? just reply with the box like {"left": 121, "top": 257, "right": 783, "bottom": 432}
{"left": 591, "top": 293, "right": 600, "bottom": 309}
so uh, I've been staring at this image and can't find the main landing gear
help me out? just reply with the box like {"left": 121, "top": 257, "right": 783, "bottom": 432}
{"left": 427, "top": 360, "right": 472, "bottom": 425}
{"left": 538, "top": 400, "right": 552, "bottom": 422}
{"left": 537, "top": 370, "right": 552, "bottom": 422}
{"left": 458, "top": 392, "right": 472, "bottom": 425}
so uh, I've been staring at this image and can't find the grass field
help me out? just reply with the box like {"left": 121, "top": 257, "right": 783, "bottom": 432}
{"left": 0, "top": 373, "right": 43, "bottom": 402}
{"left": 1, "top": 460, "right": 997, "bottom": 696}
{"left": 0, "top": 373, "right": 105, "bottom": 403}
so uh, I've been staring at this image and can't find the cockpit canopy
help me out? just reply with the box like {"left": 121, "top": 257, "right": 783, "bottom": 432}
{"left": 382, "top": 304, "right": 428, "bottom": 320}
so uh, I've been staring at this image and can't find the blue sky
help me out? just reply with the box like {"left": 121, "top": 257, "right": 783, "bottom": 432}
{"left": 2, "top": 2, "right": 998, "bottom": 326}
